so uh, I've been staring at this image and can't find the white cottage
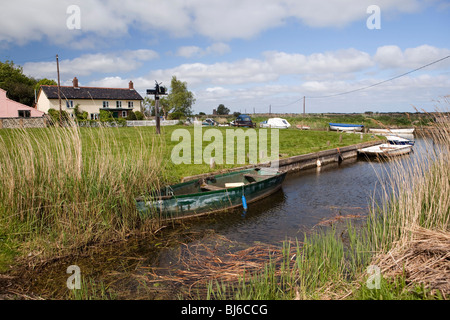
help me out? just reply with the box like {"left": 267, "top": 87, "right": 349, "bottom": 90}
{"left": 36, "top": 77, "right": 143, "bottom": 120}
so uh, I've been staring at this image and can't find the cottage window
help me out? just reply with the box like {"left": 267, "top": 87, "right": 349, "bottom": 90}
{"left": 128, "top": 101, "right": 133, "bottom": 108}
{"left": 66, "top": 100, "right": 74, "bottom": 108}
{"left": 18, "top": 110, "right": 31, "bottom": 118}
{"left": 103, "top": 101, "right": 109, "bottom": 108}
{"left": 90, "top": 113, "right": 99, "bottom": 120}
{"left": 122, "top": 111, "right": 127, "bottom": 118}
{"left": 116, "top": 101, "right": 122, "bottom": 108}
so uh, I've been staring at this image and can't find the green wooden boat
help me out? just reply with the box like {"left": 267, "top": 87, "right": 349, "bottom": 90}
{"left": 136, "top": 167, "right": 287, "bottom": 220}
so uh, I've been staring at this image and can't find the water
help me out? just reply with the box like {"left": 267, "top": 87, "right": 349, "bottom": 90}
{"left": 27, "top": 134, "right": 433, "bottom": 299}
{"left": 179, "top": 137, "right": 431, "bottom": 245}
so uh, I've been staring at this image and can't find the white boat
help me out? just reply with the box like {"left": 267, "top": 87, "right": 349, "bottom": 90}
{"left": 385, "top": 135, "right": 415, "bottom": 146}
{"left": 358, "top": 143, "right": 412, "bottom": 157}
{"left": 329, "top": 123, "right": 364, "bottom": 132}
{"left": 260, "top": 118, "right": 291, "bottom": 129}
{"left": 369, "top": 128, "right": 415, "bottom": 134}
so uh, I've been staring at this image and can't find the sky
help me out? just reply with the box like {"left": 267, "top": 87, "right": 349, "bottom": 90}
{"left": 0, "top": 0, "right": 449, "bottom": 114}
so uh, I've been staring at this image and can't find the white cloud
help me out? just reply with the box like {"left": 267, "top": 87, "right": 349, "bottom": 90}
{"left": 0, "top": 0, "right": 430, "bottom": 45}
{"left": 375, "top": 45, "right": 450, "bottom": 69}
{"left": 146, "top": 48, "right": 375, "bottom": 88}
{"left": 175, "top": 43, "right": 231, "bottom": 58}
{"left": 23, "top": 49, "right": 159, "bottom": 79}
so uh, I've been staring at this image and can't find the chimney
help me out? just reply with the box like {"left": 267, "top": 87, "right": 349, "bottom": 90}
{"left": 129, "top": 81, "right": 134, "bottom": 90}
{"left": 73, "top": 77, "right": 79, "bottom": 88}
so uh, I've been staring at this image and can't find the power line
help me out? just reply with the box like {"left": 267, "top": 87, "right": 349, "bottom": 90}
{"left": 308, "top": 55, "right": 450, "bottom": 99}
{"left": 269, "top": 54, "right": 450, "bottom": 108}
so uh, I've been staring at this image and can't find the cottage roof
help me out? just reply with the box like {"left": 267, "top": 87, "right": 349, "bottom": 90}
{"left": 40, "top": 85, "right": 144, "bottom": 101}
{"left": 0, "top": 88, "right": 45, "bottom": 118}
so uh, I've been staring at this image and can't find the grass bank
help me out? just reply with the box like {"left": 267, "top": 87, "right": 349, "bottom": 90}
{"left": 205, "top": 113, "right": 449, "bottom": 300}
{"left": 0, "top": 124, "right": 377, "bottom": 273}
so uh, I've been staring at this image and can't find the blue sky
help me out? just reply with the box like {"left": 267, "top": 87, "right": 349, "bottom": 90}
{"left": 1, "top": 0, "right": 449, "bottom": 114}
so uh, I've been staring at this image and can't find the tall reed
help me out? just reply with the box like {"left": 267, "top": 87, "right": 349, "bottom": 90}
{"left": 0, "top": 119, "right": 165, "bottom": 261}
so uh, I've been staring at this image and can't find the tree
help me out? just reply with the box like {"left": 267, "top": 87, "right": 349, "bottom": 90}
{"left": 0, "top": 60, "right": 37, "bottom": 106}
{"left": 134, "top": 111, "right": 145, "bottom": 120}
{"left": 126, "top": 111, "right": 137, "bottom": 120}
{"left": 216, "top": 104, "right": 230, "bottom": 115}
{"left": 166, "top": 76, "right": 195, "bottom": 117}
{"left": 47, "top": 108, "right": 70, "bottom": 124}
{"left": 73, "top": 104, "right": 88, "bottom": 121}
{"left": 35, "top": 78, "right": 57, "bottom": 92}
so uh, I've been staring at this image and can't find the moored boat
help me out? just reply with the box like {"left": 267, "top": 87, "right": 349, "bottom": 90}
{"left": 357, "top": 143, "right": 412, "bottom": 157}
{"left": 329, "top": 123, "right": 364, "bottom": 132}
{"left": 260, "top": 118, "right": 291, "bottom": 129}
{"left": 369, "top": 128, "right": 415, "bottom": 134}
{"left": 136, "top": 167, "right": 287, "bottom": 220}
{"left": 386, "top": 135, "right": 415, "bottom": 146}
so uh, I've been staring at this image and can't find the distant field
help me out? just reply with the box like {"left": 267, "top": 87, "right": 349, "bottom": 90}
{"left": 108, "top": 125, "right": 379, "bottom": 182}
{"left": 210, "top": 113, "right": 433, "bottom": 130}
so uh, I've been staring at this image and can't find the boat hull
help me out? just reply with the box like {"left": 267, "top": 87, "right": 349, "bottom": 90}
{"left": 369, "top": 128, "right": 415, "bottom": 134}
{"left": 386, "top": 135, "right": 415, "bottom": 146}
{"left": 136, "top": 168, "right": 287, "bottom": 220}
{"left": 358, "top": 143, "right": 412, "bottom": 157}
{"left": 329, "top": 123, "right": 364, "bottom": 132}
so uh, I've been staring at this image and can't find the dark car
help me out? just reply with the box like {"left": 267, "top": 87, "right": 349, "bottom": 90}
{"left": 232, "top": 114, "right": 255, "bottom": 128}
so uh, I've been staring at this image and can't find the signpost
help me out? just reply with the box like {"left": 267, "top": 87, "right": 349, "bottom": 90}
{"left": 147, "top": 81, "right": 167, "bottom": 134}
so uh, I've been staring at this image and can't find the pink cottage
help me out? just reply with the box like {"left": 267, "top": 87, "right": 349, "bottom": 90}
{"left": 0, "top": 88, "right": 45, "bottom": 118}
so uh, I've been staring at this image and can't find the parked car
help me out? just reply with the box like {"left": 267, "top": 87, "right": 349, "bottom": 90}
{"left": 231, "top": 114, "right": 255, "bottom": 128}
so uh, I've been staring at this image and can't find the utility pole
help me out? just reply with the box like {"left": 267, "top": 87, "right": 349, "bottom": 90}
{"left": 147, "top": 81, "right": 167, "bottom": 135}
{"left": 56, "top": 54, "right": 62, "bottom": 124}
{"left": 303, "top": 96, "right": 306, "bottom": 116}
{"left": 269, "top": 104, "right": 271, "bottom": 115}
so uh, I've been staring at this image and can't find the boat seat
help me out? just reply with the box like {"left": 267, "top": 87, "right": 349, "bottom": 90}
{"left": 200, "top": 184, "right": 224, "bottom": 191}
{"left": 244, "top": 173, "right": 272, "bottom": 180}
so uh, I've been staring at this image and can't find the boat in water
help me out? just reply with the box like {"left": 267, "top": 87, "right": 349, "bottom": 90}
{"left": 329, "top": 123, "right": 364, "bottom": 132}
{"left": 136, "top": 167, "right": 287, "bottom": 220}
{"left": 357, "top": 143, "right": 412, "bottom": 158}
{"left": 386, "top": 135, "right": 415, "bottom": 146}
{"left": 369, "top": 128, "right": 415, "bottom": 134}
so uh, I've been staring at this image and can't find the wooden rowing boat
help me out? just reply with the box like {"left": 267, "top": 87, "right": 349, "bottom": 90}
{"left": 136, "top": 167, "right": 287, "bottom": 220}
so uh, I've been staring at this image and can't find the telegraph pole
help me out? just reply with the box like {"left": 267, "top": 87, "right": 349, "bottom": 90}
{"left": 56, "top": 54, "right": 62, "bottom": 124}
{"left": 147, "top": 81, "right": 167, "bottom": 135}
{"left": 303, "top": 96, "right": 306, "bottom": 116}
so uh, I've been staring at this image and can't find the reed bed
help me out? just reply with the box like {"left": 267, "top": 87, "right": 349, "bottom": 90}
{"left": 0, "top": 119, "right": 165, "bottom": 265}
{"left": 374, "top": 227, "right": 449, "bottom": 297}
{"left": 363, "top": 109, "right": 450, "bottom": 297}
{"left": 141, "top": 235, "right": 294, "bottom": 298}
